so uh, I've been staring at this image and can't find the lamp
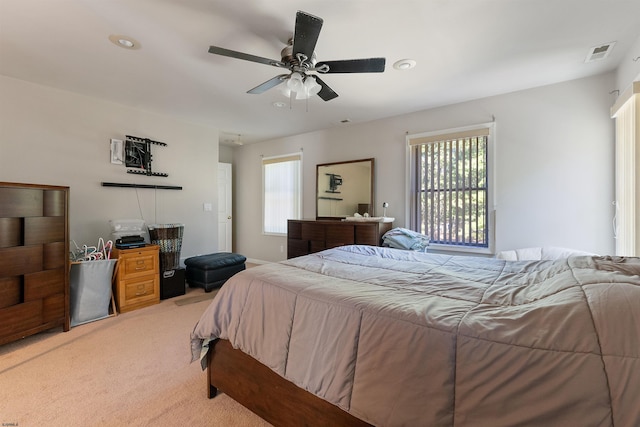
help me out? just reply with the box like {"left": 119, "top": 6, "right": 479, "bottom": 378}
{"left": 282, "top": 72, "right": 321, "bottom": 100}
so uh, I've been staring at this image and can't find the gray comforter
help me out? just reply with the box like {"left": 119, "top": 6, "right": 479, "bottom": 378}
{"left": 190, "top": 245, "right": 640, "bottom": 426}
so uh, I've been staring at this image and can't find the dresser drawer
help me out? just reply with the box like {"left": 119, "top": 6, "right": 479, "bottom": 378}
{"left": 326, "top": 224, "right": 354, "bottom": 246}
{"left": 355, "top": 224, "right": 377, "bottom": 245}
{"left": 301, "top": 223, "right": 325, "bottom": 241}
{"left": 287, "top": 239, "right": 309, "bottom": 259}
{"left": 122, "top": 254, "right": 155, "bottom": 277}
{"left": 124, "top": 277, "right": 157, "bottom": 305}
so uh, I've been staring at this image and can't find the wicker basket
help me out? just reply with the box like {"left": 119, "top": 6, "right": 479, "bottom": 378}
{"left": 148, "top": 224, "right": 184, "bottom": 271}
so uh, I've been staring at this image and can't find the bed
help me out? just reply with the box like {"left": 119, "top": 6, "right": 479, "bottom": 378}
{"left": 191, "top": 245, "right": 640, "bottom": 426}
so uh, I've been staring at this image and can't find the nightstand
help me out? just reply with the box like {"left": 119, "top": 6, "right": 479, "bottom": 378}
{"left": 112, "top": 245, "right": 160, "bottom": 313}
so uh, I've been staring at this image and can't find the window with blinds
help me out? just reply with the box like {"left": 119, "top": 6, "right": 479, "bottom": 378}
{"left": 262, "top": 153, "right": 302, "bottom": 234}
{"left": 408, "top": 125, "right": 493, "bottom": 250}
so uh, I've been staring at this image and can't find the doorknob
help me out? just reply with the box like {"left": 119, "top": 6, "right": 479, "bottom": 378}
{"left": 227, "top": 216, "right": 232, "bottom": 219}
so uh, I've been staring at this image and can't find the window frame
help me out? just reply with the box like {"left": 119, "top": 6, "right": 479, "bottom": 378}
{"left": 262, "top": 152, "right": 303, "bottom": 236}
{"left": 406, "top": 122, "right": 496, "bottom": 255}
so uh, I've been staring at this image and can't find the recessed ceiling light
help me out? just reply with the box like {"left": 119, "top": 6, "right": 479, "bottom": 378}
{"left": 272, "top": 101, "right": 287, "bottom": 108}
{"left": 108, "top": 34, "right": 141, "bottom": 50}
{"left": 393, "top": 59, "right": 416, "bottom": 70}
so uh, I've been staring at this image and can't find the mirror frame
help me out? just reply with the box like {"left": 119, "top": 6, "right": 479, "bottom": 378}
{"left": 316, "top": 158, "right": 375, "bottom": 220}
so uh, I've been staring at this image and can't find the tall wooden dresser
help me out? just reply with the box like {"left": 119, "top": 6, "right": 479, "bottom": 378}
{"left": 0, "top": 182, "right": 70, "bottom": 345}
{"left": 287, "top": 219, "right": 392, "bottom": 259}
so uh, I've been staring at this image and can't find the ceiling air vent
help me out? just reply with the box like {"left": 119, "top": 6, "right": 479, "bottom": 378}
{"left": 585, "top": 42, "right": 616, "bottom": 63}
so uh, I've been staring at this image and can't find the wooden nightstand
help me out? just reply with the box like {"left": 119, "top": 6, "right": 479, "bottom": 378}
{"left": 112, "top": 245, "right": 160, "bottom": 313}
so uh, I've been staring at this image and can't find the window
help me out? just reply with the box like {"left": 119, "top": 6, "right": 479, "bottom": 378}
{"left": 262, "top": 153, "right": 302, "bottom": 234}
{"left": 407, "top": 124, "right": 494, "bottom": 253}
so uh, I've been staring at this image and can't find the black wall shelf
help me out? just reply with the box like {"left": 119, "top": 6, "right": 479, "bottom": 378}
{"left": 101, "top": 182, "right": 182, "bottom": 190}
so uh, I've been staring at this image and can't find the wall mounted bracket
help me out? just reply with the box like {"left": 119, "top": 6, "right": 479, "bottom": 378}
{"left": 124, "top": 135, "right": 169, "bottom": 177}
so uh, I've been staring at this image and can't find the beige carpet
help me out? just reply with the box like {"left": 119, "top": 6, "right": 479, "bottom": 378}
{"left": 0, "top": 287, "right": 272, "bottom": 427}
{"left": 174, "top": 290, "right": 218, "bottom": 306}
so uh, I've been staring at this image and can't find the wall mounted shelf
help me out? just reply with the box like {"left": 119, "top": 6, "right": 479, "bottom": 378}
{"left": 101, "top": 182, "right": 182, "bottom": 190}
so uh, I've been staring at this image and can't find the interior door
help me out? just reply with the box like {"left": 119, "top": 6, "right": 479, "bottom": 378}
{"left": 218, "top": 163, "right": 232, "bottom": 252}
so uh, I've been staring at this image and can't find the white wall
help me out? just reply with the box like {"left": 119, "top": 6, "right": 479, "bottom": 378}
{"left": 233, "top": 73, "right": 616, "bottom": 262}
{"left": 0, "top": 76, "right": 220, "bottom": 262}
{"left": 0, "top": 72, "right": 619, "bottom": 264}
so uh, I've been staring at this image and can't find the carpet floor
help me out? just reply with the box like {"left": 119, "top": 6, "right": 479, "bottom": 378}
{"left": 0, "top": 286, "right": 272, "bottom": 427}
{"left": 173, "top": 290, "right": 219, "bottom": 306}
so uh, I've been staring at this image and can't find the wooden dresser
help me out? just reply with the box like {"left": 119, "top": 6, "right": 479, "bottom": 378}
{"left": 287, "top": 219, "right": 392, "bottom": 259}
{"left": 112, "top": 245, "right": 160, "bottom": 313}
{"left": 0, "top": 182, "right": 70, "bottom": 345}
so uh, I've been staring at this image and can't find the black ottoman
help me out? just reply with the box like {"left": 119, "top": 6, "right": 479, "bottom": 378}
{"left": 184, "top": 252, "right": 247, "bottom": 292}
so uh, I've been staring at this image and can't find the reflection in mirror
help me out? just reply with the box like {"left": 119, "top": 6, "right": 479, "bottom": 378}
{"left": 316, "top": 158, "right": 374, "bottom": 219}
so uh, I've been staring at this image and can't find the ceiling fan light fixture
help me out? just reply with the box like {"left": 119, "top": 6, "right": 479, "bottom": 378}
{"left": 304, "top": 76, "right": 321, "bottom": 96}
{"left": 287, "top": 72, "right": 305, "bottom": 92}
{"left": 281, "top": 87, "right": 291, "bottom": 97}
{"left": 281, "top": 72, "right": 320, "bottom": 100}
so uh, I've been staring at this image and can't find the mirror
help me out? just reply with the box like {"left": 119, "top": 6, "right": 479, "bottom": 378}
{"left": 316, "top": 158, "right": 375, "bottom": 219}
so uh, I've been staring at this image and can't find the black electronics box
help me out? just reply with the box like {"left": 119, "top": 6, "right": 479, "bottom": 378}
{"left": 115, "top": 235, "right": 146, "bottom": 249}
{"left": 160, "top": 267, "right": 186, "bottom": 300}
{"left": 115, "top": 242, "right": 146, "bottom": 249}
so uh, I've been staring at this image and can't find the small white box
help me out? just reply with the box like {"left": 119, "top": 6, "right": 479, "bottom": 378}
{"left": 109, "top": 219, "right": 149, "bottom": 243}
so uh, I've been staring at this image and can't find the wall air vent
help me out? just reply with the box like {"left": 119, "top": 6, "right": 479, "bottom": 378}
{"left": 585, "top": 42, "right": 616, "bottom": 63}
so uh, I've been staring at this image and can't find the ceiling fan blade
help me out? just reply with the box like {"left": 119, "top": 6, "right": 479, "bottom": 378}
{"left": 316, "top": 58, "right": 386, "bottom": 73}
{"left": 208, "top": 45, "right": 285, "bottom": 68}
{"left": 314, "top": 76, "right": 338, "bottom": 101}
{"left": 247, "top": 74, "right": 288, "bottom": 94}
{"left": 293, "top": 11, "right": 323, "bottom": 60}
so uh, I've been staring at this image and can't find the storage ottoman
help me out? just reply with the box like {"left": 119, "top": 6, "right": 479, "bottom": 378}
{"left": 184, "top": 253, "right": 247, "bottom": 292}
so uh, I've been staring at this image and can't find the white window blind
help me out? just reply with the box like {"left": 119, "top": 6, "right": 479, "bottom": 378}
{"left": 407, "top": 124, "right": 494, "bottom": 252}
{"left": 262, "top": 153, "right": 302, "bottom": 234}
{"left": 611, "top": 81, "right": 639, "bottom": 256}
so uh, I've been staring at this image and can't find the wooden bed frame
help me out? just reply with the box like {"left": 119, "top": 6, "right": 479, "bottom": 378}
{"left": 207, "top": 338, "right": 373, "bottom": 426}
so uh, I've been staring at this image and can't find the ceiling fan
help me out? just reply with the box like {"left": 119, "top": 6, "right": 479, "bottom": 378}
{"left": 208, "top": 10, "right": 386, "bottom": 101}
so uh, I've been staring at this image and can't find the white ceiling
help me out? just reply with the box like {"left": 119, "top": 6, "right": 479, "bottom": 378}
{"left": 1, "top": 0, "right": 639, "bottom": 145}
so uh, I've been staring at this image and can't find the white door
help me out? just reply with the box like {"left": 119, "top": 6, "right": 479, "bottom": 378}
{"left": 218, "top": 163, "right": 232, "bottom": 252}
